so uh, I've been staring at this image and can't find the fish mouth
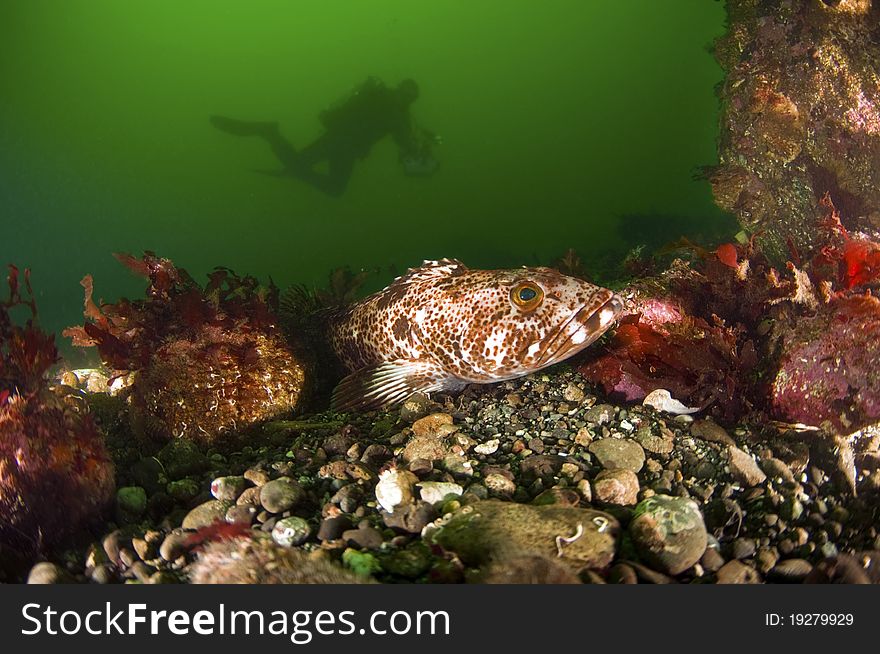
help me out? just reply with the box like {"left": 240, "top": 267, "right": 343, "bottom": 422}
{"left": 535, "top": 295, "right": 624, "bottom": 368}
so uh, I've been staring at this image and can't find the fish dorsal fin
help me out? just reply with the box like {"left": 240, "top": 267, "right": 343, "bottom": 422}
{"left": 391, "top": 259, "right": 468, "bottom": 287}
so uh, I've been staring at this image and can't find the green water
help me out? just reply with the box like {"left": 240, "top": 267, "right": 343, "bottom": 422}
{"left": 1, "top": 0, "right": 730, "bottom": 354}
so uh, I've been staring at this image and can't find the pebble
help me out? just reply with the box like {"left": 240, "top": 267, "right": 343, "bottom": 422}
{"left": 159, "top": 531, "right": 190, "bottom": 562}
{"left": 116, "top": 486, "right": 147, "bottom": 522}
{"left": 243, "top": 468, "right": 271, "bottom": 486}
{"left": 417, "top": 481, "right": 464, "bottom": 505}
{"left": 484, "top": 473, "right": 516, "bottom": 497}
{"left": 182, "top": 500, "right": 233, "bottom": 530}
{"left": 342, "top": 525, "right": 384, "bottom": 550}
{"left": 210, "top": 476, "right": 249, "bottom": 501}
{"left": 272, "top": 516, "right": 312, "bottom": 547}
{"left": 412, "top": 413, "right": 455, "bottom": 438}
{"left": 731, "top": 537, "right": 756, "bottom": 560}
{"left": 716, "top": 560, "right": 762, "bottom": 584}
{"left": 760, "top": 458, "right": 795, "bottom": 483}
{"left": 691, "top": 420, "right": 735, "bottom": 446}
{"left": 584, "top": 404, "right": 615, "bottom": 425}
{"left": 563, "top": 383, "right": 585, "bottom": 403}
{"left": 236, "top": 486, "right": 263, "bottom": 507}
{"left": 701, "top": 547, "right": 725, "bottom": 572}
{"left": 259, "top": 477, "right": 305, "bottom": 513}
{"left": 589, "top": 438, "right": 646, "bottom": 472}
{"left": 27, "top": 562, "right": 73, "bottom": 584}
{"left": 90, "top": 564, "right": 117, "bottom": 584}
{"left": 102, "top": 530, "right": 128, "bottom": 563}
{"left": 375, "top": 468, "right": 418, "bottom": 512}
{"left": 399, "top": 393, "right": 436, "bottom": 422}
{"left": 226, "top": 504, "right": 258, "bottom": 525}
{"left": 592, "top": 469, "right": 640, "bottom": 506}
{"left": 382, "top": 501, "right": 437, "bottom": 534}
{"left": 474, "top": 439, "right": 500, "bottom": 455}
{"left": 629, "top": 495, "right": 708, "bottom": 575}
{"left": 317, "top": 515, "right": 353, "bottom": 542}
{"left": 132, "top": 537, "right": 156, "bottom": 561}
{"left": 397, "top": 455, "right": 429, "bottom": 476}
{"left": 769, "top": 558, "right": 813, "bottom": 582}
{"left": 727, "top": 446, "right": 767, "bottom": 487}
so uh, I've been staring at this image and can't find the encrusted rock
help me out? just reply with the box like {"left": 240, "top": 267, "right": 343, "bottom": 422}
{"left": 592, "top": 469, "right": 640, "bottom": 506}
{"left": 629, "top": 495, "right": 708, "bottom": 575}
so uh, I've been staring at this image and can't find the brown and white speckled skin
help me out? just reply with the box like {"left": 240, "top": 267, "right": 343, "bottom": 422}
{"left": 328, "top": 259, "right": 622, "bottom": 410}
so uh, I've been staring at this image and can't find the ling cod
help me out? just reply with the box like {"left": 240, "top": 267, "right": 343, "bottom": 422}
{"left": 328, "top": 259, "right": 623, "bottom": 411}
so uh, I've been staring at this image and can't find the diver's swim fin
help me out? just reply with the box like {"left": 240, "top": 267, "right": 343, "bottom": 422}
{"left": 210, "top": 115, "right": 280, "bottom": 137}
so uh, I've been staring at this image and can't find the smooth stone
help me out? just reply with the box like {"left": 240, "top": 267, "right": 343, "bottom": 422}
{"left": 629, "top": 495, "right": 708, "bottom": 575}
{"left": 317, "top": 515, "right": 353, "bottom": 542}
{"left": 210, "top": 476, "right": 249, "bottom": 501}
{"left": 589, "top": 438, "right": 646, "bottom": 473}
{"left": 342, "top": 525, "right": 384, "bottom": 550}
{"left": 116, "top": 486, "right": 147, "bottom": 520}
{"left": 159, "top": 531, "right": 190, "bottom": 562}
{"left": 259, "top": 477, "right": 305, "bottom": 514}
{"left": 272, "top": 516, "right": 312, "bottom": 547}
{"left": 27, "top": 562, "right": 73, "bottom": 584}
{"left": 727, "top": 446, "right": 767, "bottom": 487}
{"left": 181, "top": 500, "right": 233, "bottom": 530}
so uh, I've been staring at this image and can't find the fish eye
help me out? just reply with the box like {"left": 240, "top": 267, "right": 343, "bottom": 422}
{"left": 510, "top": 281, "right": 544, "bottom": 310}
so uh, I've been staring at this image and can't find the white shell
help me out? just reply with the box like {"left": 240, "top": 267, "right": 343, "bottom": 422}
{"left": 417, "top": 481, "right": 464, "bottom": 505}
{"left": 474, "top": 438, "right": 500, "bottom": 455}
{"left": 643, "top": 389, "right": 700, "bottom": 415}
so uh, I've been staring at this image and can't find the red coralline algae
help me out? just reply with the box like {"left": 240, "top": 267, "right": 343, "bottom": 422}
{"left": 65, "top": 253, "right": 307, "bottom": 447}
{"left": 1, "top": 266, "right": 114, "bottom": 556}
{"left": 578, "top": 297, "right": 757, "bottom": 423}
{"left": 578, "top": 196, "right": 880, "bottom": 432}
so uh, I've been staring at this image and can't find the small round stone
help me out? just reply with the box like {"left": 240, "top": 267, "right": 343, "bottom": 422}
{"left": 27, "top": 562, "right": 73, "bottom": 584}
{"left": 159, "top": 531, "right": 190, "bottom": 562}
{"left": 182, "top": 500, "right": 233, "bottom": 530}
{"left": 116, "top": 486, "right": 147, "bottom": 521}
{"left": 592, "top": 469, "right": 640, "bottom": 505}
{"left": 589, "top": 438, "right": 646, "bottom": 473}
{"left": 210, "top": 476, "right": 249, "bottom": 501}
{"left": 629, "top": 494, "right": 708, "bottom": 575}
{"left": 272, "top": 516, "right": 312, "bottom": 547}
{"left": 259, "top": 477, "right": 305, "bottom": 513}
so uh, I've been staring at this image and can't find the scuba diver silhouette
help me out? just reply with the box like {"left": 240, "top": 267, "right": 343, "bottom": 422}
{"left": 210, "top": 77, "right": 439, "bottom": 197}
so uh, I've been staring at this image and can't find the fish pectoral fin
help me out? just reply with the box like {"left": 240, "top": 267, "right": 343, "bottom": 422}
{"left": 331, "top": 359, "right": 459, "bottom": 412}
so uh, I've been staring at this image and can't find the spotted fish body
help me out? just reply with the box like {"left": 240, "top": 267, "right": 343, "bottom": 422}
{"left": 329, "top": 259, "right": 622, "bottom": 411}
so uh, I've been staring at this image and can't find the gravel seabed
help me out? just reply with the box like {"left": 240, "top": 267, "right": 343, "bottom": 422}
{"left": 24, "top": 366, "right": 880, "bottom": 584}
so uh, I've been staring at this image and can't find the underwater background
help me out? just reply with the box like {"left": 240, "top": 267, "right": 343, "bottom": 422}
{"left": 1, "top": 0, "right": 730, "bottom": 354}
